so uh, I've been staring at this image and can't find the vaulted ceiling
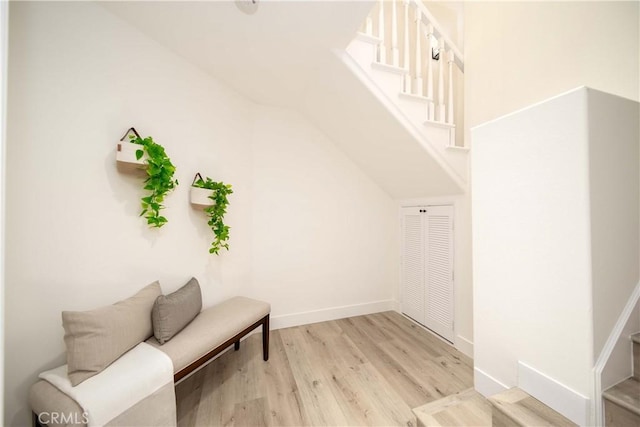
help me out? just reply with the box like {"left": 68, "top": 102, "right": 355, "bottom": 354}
{"left": 100, "top": 1, "right": 374, "bottom": 108}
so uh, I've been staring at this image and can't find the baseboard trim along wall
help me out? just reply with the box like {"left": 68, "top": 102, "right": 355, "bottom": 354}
{"left": 474, "top": 367, "right": 510, "bottom": 397}
{"left": 518, "top": 361, "right": 589, "bottom": 425}
{"left": 270, "top": 299, "right": 396, "bottom": 330}
{"left": 455, "top": 335, "right": 474, "bottom": 359}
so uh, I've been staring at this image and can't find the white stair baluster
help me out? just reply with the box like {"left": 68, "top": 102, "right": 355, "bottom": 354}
{"left": 391, "top": 0, "right": 399, "bottom": 66}
{"left": 447, "top": 49, "right": 455, "bottom": 125}
{"left": 365, "top": 16, "right": 373, "bottom": 36}
{"left": 414, "top": 7, "right": 423, "bottom": 96}
{"left": 403, "top": 0, "right": 411, "bottom": 93}
{"left": 437, "top": 38, "right": 445, "bottom": 122}
{"left": 378, "top": 0, "right": 386, "bottom": 63}
{"left": 426, "top": 23, "right": 435, "bottom": 120}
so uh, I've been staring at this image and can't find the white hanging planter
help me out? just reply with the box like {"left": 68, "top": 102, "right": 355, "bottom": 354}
{"left": 116, "top": 128, "right": 147, "bottom": 172}
{"left": 190, "top": 186, "right": 215, "bottom": 208}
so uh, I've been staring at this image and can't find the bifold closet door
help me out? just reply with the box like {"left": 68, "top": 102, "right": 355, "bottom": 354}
{"left": 423, "top": 205, "right": 454, "bottom": 342}
{"left": 401, "top": 205, "right": 454, "bottom": 343}
{"left": 401, "top": 207, "right": 425, "bottom": 324}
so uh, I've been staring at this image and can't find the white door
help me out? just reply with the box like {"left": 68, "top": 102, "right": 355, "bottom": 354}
{"left": 423, "top": 205, "right": 454, "bottom": 342}
{"left": 401, "top": 207, "right": 425, "bottom": 324}
{"left": 401, "top": 205, "right": 455, "bottom": 342}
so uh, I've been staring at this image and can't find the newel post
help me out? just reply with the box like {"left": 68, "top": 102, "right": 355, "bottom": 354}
{"left": 378, "top": 0, "right": 386, "bottom": 63}
{"left": 447, "top": 49, "right": 455, "bottom": 125}
{"left": 437, "top": 37, "right": 446, "bottom": 122}
{"left": 391, "top": 0, "right": 399, "bottom": 66}
{"left": 426, "top": 23, "right": 435, "bottom": 120}
{"left": 414, "top": 6, "right": 423, "bottom": 96}
{"left": 402, "top": 0, "right": 411, "bottom": 93}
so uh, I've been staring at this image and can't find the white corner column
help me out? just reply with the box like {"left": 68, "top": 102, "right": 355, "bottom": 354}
{"left": 0, "top": 0, "right": 9, "bottom": 423}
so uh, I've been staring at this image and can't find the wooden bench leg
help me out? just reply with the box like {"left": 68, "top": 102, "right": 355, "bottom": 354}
{"left": 174, "top": 312, "right": 271, "bottom": 382}
{"left": 33, "top": 412, "right": 43, "bottom": 427}
{"left": 262, "top": 314, "right": 270, "bottom": 361}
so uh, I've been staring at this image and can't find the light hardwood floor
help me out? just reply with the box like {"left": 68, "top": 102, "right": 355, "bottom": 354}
{"left": 175, "top": 311, "right": 473, "bottom": 426}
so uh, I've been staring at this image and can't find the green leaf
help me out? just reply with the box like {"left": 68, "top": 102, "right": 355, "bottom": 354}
{"left": 131, "top": 133, "right": 178, "bottom": 229}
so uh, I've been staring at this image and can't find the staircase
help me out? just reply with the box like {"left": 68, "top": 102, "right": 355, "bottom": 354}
{"left": 413, "top": 387, "right": 577, "bottom": 427}
{"left": 603, "top": 332, "right": 640, "bottom": 426}
{"left": 302, "top": 0, "right": 468, "bottom": 198}
{"left": 413, "top": 332, "right": 640, "bottom": 426}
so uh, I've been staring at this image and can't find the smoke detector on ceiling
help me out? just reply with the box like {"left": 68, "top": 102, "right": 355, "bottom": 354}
{"left": 235, "top": 0, "right": 259, "bottom": 15}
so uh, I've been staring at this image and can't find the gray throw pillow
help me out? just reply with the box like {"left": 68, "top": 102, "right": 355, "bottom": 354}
{"left": 152, "top": 277, "right": 202, "bottom": 345}
{"left": 62, "top": 281, "right": 162, "bottom": 386}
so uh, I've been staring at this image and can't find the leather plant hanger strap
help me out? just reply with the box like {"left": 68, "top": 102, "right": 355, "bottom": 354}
{"left": 192, "top": 173, "right": 204, "bottom": 185}
{"left": 119, "top": 127, "right": 141, "bottom": 141}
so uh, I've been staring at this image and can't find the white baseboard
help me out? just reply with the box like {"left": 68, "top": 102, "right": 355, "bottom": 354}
{"left": 270, "top": 299, "right": 396, "bottom": 330}
{"left": 456, "top": 335, "right": 474, "bottom": 359}
{"left": 518, "top": 361, "right": 589, "bottom": 426}
{"left": 474, "top": 367, "right": 509, "bottom": 397}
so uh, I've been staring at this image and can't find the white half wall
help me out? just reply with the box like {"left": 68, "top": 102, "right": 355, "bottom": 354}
{"left": 587, "top": 90, "right": 640, "bottom": 359}
{"left": 472, "top": 88, "right": 594, "bottom": 416}
{"left": 0, "top": 0, "right": 8, "bottom": 423}
{"left": 4, "top": 2, "right": 398, "bottom": 425}
{"left": 472, "top": 87, "right": 640, "bottom": 425}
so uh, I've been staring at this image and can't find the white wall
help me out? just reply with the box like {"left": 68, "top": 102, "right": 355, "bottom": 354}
{"left": 248, "top": 105, "right": 398, "bottom": 326}
{"left": 4, "top": 2, "right": 398, "bottom": 425}
{"left": 464, "top": 1, "right": 639, "bottom": 144}
{"left": 472, "top": 87, "right": 639, "bottom": 425}
{"left": 587, "top": 90, "right": 640, "bottom": 359}
{"left": 472, "top": 88, "right": 594, "bottom": 423}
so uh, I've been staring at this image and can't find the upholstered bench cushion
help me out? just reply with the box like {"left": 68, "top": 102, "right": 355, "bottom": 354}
{"left": 145, "top": 296, "right": 270, "bottom": 372}
{"left": 30, "top": 295, "right": 270, "bottom": 427}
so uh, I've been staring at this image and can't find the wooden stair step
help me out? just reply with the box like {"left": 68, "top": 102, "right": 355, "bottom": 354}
{"left": 488, "top": 388, "right": 577, "bottom": 427}
{"left": 603, "top": 377, "right": 640, "bottom": 418}
{"left": 371, "top": 61, "right": 407, "bottom": 75}
{"left": 413, "top": 388, "right": 491, "bottom": 427}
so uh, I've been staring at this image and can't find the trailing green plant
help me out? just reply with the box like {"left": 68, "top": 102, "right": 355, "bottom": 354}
{"left": 129, "top": 133, "right": 178, "bottom": 228}
{"left": 193, "top": 175, "right": 233, "bottom": 254}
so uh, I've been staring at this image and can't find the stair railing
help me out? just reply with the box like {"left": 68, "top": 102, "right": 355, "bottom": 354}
{"left": 362, "top": 0, "right": 464, "bottom": 128}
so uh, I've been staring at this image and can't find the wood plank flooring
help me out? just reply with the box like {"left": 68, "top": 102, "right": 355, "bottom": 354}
{"left": 175, "top": 311, "right": 473, "bottom": 426}
{"left": 413, "top": 388, "right": 491, "bottom": 427}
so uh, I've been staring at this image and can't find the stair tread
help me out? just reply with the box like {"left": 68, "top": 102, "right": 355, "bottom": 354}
{"left": 371, "top": 61, "right": 407, "bottom": 75}
{"left": 355, "top": 32, "right": 381, "bottom": 44}
{"left": 632, "top": 332, "right": 640, "bottom": 344}
{"left": 413, "top": 388, "right": 491, "bottom": 427}
{"left": 603, "top": 377, "right": 640, "bottom": 416}
{"left": 399, "top": 91, "right": 433, "bottom": 103}
{"left": 488, "top": 388, "right": 577, "bottom": 427}
{"left": 424, "top": 119, "right": 455, "bottom": 129}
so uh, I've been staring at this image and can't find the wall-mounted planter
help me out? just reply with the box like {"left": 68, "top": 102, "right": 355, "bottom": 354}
{"left": 116, "top": 128, "right": 147, "bottom": 172}
{"left": 190, "top": 173, "right": 233, "bottom": 254}
{"left": 116, "top": 127, "right": 178, "bottom": 228}
{"left": 190, "top": 186, "right": 215, "bottom": 208}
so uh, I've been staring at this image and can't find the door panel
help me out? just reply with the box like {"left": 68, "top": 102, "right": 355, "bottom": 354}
{"left": 401, "top": 207, "right": 424, "bottom": 323}
{"left": 424, "top": 205, "right": 454, "bottom": 342}
{"left": 400, "top": 205, "right": 455, "bottom": 343}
